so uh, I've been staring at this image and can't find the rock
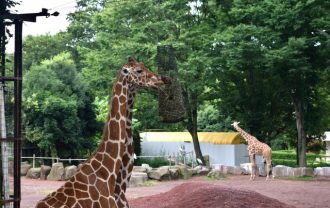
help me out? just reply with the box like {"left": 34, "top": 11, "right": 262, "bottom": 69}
{"left": 314, "top": 167, "right": 330, "bottom": 176}
{"left": 293, "top": 167, "right": 314, "bottom": 177}
{"left": 133, "top": 166, "right": 148, "bottom": 173}
{"left": 240, "top": 163, "right": 252, "bottom": 175}
{"left": 26, "top": 168, "right": 41, "bottom": 179}
{"left": 195, "top": 166, "right": 210, "bottom": 175}
{"left": 65, "top": 165, "right": 77, "bottom": 180}
{"left": 169, "top": 167, "right": 180, "bottom": 179}
{"left": 21, "top": 161, "right": 31, "bottom": 176}
{"left": 148, "top": 166, "right": 170, "bottom": 181}
{"left": 40, "top": 165, "right": 51, "bottom": 180}
{"left": 47, "top": 162, "right": 65, "bottom": 181}
{"left": 273, "top": 165, "right": 294, "bottom": 177}
{"left": 129, "top": 172, "right": 148, "bottom": 187}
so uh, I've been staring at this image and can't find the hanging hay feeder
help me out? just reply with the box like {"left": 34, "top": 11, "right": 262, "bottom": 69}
{"left": 157, "top": 45, "right": 185, "bottom": 123}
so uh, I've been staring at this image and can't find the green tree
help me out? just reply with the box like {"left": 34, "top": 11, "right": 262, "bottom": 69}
{"left": 22, "top": 32, "right": 71, "bottom": 70}
{"left": 212, "top": 0, "right": 330, "bottom": 166}
{"left": 23, "top": 52, "right": 98, "bottom": 158}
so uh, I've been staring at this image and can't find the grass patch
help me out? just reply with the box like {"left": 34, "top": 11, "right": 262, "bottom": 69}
{"left": 136, "top": 180, "right": 159, "bottom": 187}
{"left": 206, "top": 172, "right": 227, "bottom": 180}
{"left": 283, "top": 176, "right": 316, "bottom": 181}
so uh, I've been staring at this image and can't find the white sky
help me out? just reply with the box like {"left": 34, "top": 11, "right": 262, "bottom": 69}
{"left": 7, "top": 0, "right": 77, "bottom": 53}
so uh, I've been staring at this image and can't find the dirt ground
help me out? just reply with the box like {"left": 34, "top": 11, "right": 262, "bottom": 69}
{"left": 21, "top": 175, "right": 330, "bottom": 208}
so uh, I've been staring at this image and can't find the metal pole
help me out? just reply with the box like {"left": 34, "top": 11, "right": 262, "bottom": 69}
{"left": 13, "top": 20, "right": 22, "bottom": 208}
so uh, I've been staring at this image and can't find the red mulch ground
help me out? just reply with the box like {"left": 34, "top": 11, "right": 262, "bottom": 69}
{"left": 129, "top": 182, "right": 294, "bottom": 208}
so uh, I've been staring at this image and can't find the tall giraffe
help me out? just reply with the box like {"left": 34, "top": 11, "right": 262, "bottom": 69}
{"left": 36, "top": 57, "right": 170, "bottom": 208}
{"left": 231, "top": 121, "right": 272, "bottom": 180}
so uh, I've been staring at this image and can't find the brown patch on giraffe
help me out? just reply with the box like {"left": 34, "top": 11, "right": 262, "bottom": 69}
{"left": 116, "top": 112, "right": 121, "bottom": 120}
{"left": 103, "top": 153, "right": 115, "bottom": 169}
{"left": 74, "top": 182, "right": 88, "bottom": 192}
{"left": 75, "top": 172, "right": 88, "bottom": 183}
{"left": 122, "top": 87, "right": 127, "bottom": 95}
{"left": 120, "top": 103, "right": 126, "bottom": 116}
{"left": 93, "top": 202, "right": 101, "bottom": 208}
{"left": 96, "top": 179, "right": 109, "bottom": 197}
{"left": 108, "top": 142, "right": 119, "bottom": 159}
{"left": 110, "top": 97, "right": 119, "bottom": 118}
{"left": 91, "top": 159, "right": 102, "bottom": 171}
{"left": 121, "top": 182, "right": 127, "bottom": 191}
{"left": 98, "top": 141, "right": 106, "bottom": 152}
{"left": 89, "top": 186, "right": 99, "bottom": 200}
{"left": 109, "top": 175, "right": 116, "bottom": 193}
{"left": 115, "top": 84, "right": 122, "bottom": 95}
{"left": 96, "top": 166, "right": 110, "bottom": 181}
{"left": 95, "top": 153, "right": 103, "bottom": 162}
{"left": 119, "top": 95, "right": 126, "bottom": 104}
{"left": 88, "top": 174, "right": 96, "bottom": 185}
{"left": 46, "top": 197, "right": 57, "bottom": 205}
{"left": 80, "top": 165, "right": 94, "bottom": 176}
{"left": 78, "top": 199, "right": 93, "bottom": 208}
{"left": 54, "top": 192, "right": 67, "bottom": 202}
{"left": 109, "top": 120, "right": 120, "bottom": 140}
{"left": 122, "top": 154, "right": 130, "bottom": 167}
{"left": 100, "top": 196, "right": 111, "bottom": 208}
{"left": 74, "top": 189, "right": 89, "bottom": 198}
{"left": 65, "top": 197, "right": 76, "bottom": 206}
{"left": 64, "top": 188, "right": 74, "bottom": 196}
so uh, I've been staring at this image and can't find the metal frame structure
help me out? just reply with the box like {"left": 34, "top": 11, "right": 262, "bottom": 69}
{"left": 0, "top": 8, "right": 58, "bottom": 208}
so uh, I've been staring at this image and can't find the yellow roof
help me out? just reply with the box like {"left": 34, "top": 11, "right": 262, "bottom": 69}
{"left": 140, "top": 132, "right": 245, "bottom": 145}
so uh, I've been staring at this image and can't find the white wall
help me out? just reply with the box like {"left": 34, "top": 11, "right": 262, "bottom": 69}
{"left": 141, "top": 141, "right": 250, "bottom": 166}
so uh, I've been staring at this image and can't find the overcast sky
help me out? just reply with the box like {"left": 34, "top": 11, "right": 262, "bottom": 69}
{"left": 7, "top": 0, "right": 77, "bottom": 52}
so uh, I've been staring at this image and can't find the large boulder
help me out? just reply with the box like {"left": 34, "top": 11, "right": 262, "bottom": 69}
{"left": 21, "top": 161, "right": 31, "bottom": 176}
{"left": 272, "top": 165, "right": 294, "bottom": 177}
{"left": 207, "top": 169, "right": 226, "bottom": 180}
{"left": 65, "top": 165, "right": 78, "bottom": 180}
{"left": 40, "top": 165, "right": 51, "bottom": 180}
{"left": 292, "top": 167, "right": 314, "bottom": 177}
{"left": 314, "top": 167, "right": 330, "bottom": 176}
{"left": 129, "top": 172, "right": 149, "bottom": 187}
{"left": 133, "top": 164, "right": 152, "bottom": 173}
{"left": 193, "top": 166, "right": 210, "bottom": 175}
{"left": 47, "top": 162, "right": 65, "bottom": 181}
{"left": 26, "top": 168, "right": 41, "bottom": 179}
{"left": 148, "top": 166, "right": 170, "bottom": 181}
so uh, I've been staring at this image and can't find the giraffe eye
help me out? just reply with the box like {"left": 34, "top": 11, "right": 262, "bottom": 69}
{"left": 123, "top": 68, "right": 128, "bottom": 74}
{"left": 137, "top": 69, "right": 143, "bottom": 74}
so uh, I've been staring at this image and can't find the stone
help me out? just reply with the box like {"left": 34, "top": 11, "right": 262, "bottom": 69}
{"left": 293, "top": 167, "right": 314, "bottom": 177}
{"left": 21, "top": 161, "right": 32, "bottom": 176}
{"left": 47, "top": 162, "right": 65, "bottom": 181}
{"left": 133, "top": 166, "right": 148, "bottom": 173}
{"left": 26, "top": 168, "right": 41, "bottom": 179}
{"left": 65, "top": 165, "right": 77, "bottom": 180}
{"left": 148, "top": 166, "right": 170, "bottom": 181}
{"left": 207, "top": 169, "right": 226, "bottom": 180}
{"left": 240, "top": 163, "right": 252, "bottom": 175}
{"left": 169, "top": 167, "right": 180, "bottom": 179}
{"left": 314, "top": 167, "right": 330, "bottom": 176}
{"left": 129, "top": 172, "right": 148, "bottom": 187}
{"left": 272, "top": 165, "right": 294, "bottom": 177}
{"left": 40, "top": 165, "right": 51, "bottom": 180}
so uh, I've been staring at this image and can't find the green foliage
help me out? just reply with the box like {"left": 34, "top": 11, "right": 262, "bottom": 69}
{"left": 134, "top": 157, "right": 170, "bottom": 168}
{"left": 23, "top": 52, "right": 98, "bottom": 158}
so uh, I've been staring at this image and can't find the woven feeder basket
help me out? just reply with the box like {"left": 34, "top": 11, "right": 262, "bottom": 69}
{"left": 157, "top": 45, "right": 185, "bottom": 123}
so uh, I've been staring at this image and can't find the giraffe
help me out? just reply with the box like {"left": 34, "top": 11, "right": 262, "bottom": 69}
{"left": 36, "top": 57, "right": 170, "bottom": 208}
{"left": 231, "top": 121, "right": 272, "bottom": 180}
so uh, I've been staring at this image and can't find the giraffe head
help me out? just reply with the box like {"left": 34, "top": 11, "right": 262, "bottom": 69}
{"left": 231, "top": 121, "right": 240, "bottom": 127}
{"left": 120, "top": 57, "right": 171, "bottom": 89}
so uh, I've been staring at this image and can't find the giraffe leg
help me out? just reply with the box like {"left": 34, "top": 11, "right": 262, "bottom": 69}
{"left": 265, "top": 157, "right": 272, "bottom": 180}
{"left": 250, "top": 155, "right": 257, "bottom": 180}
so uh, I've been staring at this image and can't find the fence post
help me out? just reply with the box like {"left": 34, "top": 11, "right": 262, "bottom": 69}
{"left": 32, "top": 154, "right": 35, "bottom": 168}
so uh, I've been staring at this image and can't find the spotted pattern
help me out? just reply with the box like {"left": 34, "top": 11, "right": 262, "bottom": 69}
{"left": 232, "top": 121, "right": 272, "bottom": 180}
{"left": 36, "top": 57, "right": 165, "bottom": 208}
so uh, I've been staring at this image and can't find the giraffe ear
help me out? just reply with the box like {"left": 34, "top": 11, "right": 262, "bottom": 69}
{"left": 128, "top": 57, "right": 137, "bottom": 64}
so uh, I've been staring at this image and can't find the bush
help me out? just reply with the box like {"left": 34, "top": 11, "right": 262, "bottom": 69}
{"left": 134, "top": 157, "right": 170, "bottom": 168}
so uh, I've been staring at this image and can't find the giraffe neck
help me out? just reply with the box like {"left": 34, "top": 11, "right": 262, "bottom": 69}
{"left": 234, "top": 125, "right": 255, "bottom": 143}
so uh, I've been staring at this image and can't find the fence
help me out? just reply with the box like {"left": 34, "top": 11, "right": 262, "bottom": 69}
{"left": 22, "top": 151, "right": 197, "bottom": 169}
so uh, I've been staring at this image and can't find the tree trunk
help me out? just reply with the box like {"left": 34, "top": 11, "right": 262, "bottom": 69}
{"left": 183, "top": 89, "right": 205, "bottom": 166}
{"left": 292, "top": 94, "right": 307, "bottom": 167}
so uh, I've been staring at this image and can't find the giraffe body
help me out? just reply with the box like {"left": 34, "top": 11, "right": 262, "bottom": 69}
{"left": 231, "top": 121, "right": 272, "bottom": 180}
{"left": 36, "top": 57, "right": 169, "bottom": 208}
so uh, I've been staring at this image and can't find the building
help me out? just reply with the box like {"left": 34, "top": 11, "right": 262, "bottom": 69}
{"left": 140, "top": 132, "right": 251, "bottom": 166}
{"left": 324, "top": 132, "right": 330, "bottom": 162}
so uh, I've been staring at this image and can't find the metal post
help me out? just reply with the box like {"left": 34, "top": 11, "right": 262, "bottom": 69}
{"left": 13, "top": 20, "right": 22, "bottom": 208}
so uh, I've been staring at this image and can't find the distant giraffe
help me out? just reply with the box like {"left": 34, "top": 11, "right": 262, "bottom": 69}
{"left": 36, "top": 57, "right": 170, "bottom": 208}
{"left": 231, "top": 121, "right": 272, "bottom": 180}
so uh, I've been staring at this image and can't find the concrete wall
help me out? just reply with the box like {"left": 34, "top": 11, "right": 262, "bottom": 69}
{"left": 141, "top": 141, "right": 251, "bottom": 166}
